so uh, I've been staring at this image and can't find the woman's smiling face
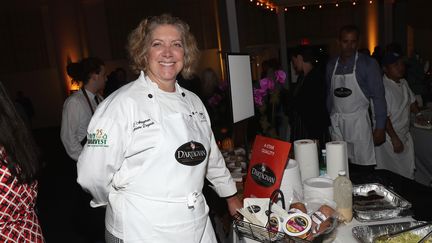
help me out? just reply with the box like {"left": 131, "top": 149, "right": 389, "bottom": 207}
{"left": 146, "top": 24, "right": 185, "bottom": 92}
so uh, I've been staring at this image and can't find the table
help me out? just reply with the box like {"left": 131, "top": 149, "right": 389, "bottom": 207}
{"left": 232, "top": 217, "right": 414, "bottom": 243}
{"left": 411, "top": 111, "right": 432, "bottom": 187}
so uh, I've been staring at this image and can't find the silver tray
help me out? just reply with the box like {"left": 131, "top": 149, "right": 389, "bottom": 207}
{"left": 353, "top": 183, "right": 412, "bottom": 222}
{"left": 352, "top": 221, "right": 432, "bottom": 243}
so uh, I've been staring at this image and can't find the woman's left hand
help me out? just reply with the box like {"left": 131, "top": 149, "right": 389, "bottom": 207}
{"left": 226, "top": 195, "right": 243, "bottom": 217}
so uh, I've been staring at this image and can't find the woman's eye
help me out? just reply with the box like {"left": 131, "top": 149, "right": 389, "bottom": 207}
{"left": 152, "top": 42, "right": 161, "bottom": 47}
{"left": 174, "top": 43, "right": 183, "bottom": 48}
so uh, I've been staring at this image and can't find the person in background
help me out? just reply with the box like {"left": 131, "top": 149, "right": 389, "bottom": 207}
{"left": 0, "top": 82, "right": 43, "bottom": 242}
{"left": 198, "top": 67, "right": 230, "bottom": 133}
{"left": 289, "top": 45, "right": 330, "bottom": 147}
{"left": 104, "top": 67, "right": 128, "bottom": 97}
{"left": 77, "top": 14, "right": 242, "bottom": 243}
{"left": 60, "top": 57, "right": 107, "bottom": 161}
{"left": 60, "top": 57, "right": 107, "bottom": 242}
{"left": 326, "top": 25, "right": 387, "bottom": 182}
{"left": 375, "top": 52, "right": 424, "bottom": 180}
{"left": 372, "top": 45, "right": 383, "bottom": 66}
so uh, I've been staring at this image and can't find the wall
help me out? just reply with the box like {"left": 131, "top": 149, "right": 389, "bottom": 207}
{"left": 1, "top": 68, "right": 64, "bottom": 128}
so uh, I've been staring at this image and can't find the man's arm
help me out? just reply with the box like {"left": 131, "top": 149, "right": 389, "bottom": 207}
{"left": 325, "top": 60, "right": 336, "bottom": 113}
{"left": 362, "top": 57, "right": 387, "bottom": 145}
{"left": 385, "top": 117, "right": 404, "bottom": 153}
{"left": 366, "top": 58, "right": 387, "bottom": 129}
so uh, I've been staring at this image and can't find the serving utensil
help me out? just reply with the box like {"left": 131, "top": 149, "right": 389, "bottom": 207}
{"left": 419, "top": 228, "right": 432, "bottom": 243}
{"left": 373, "top": 221, "right": 431, "bottom": 242}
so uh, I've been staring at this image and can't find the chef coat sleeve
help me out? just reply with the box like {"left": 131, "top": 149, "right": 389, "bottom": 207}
{"left": 200, "top": 106, "right": 237, "bottom": 197}
{"left": 77, "top": 109, "right": 127, "bottom": 207}
{"left": 404, "top": 80, "right": 416, "bottom": 104}
{"left": 60, "top": 98, "right": 83, "bottom": 161}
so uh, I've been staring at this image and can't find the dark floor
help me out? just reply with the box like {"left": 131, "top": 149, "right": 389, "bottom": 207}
{"left": 33, "top": 127, "right": 432, "bottom": 242}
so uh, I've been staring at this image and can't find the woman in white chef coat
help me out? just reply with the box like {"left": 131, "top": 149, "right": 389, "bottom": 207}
{"left": 375, "top": 52, "right": 424, "bottom": 179}
{"left": 77, "top": 14, "right": 242, "bottom": 243}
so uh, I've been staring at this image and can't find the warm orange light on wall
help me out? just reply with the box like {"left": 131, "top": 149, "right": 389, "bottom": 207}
{"left": 70, "top": 81, "right": 81, "bottom": 91}
{"left": 63, "top": 51, "right": 81, "bottom": 94}
{"left": 366, "top": 0, "right": 378, "bottom": 54}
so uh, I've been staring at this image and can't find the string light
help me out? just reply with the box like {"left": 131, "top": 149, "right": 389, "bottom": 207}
{"left": 246, "top": 0, "right": 373, "bottom": 13}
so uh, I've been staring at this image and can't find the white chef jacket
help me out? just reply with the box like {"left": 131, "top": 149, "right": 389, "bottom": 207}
{"left": 77, "top": 72, "right": 236, "bottom": 241}
{"left": 60, "top": 88, "right": 102, "bottom": 161}
{"left": 375, "top": 75, "right": 416, "bottom": 179}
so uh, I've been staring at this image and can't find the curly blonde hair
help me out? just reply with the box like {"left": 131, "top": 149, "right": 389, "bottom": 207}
{"left": 127, "top": 14, "right": 200, "bottom": 79}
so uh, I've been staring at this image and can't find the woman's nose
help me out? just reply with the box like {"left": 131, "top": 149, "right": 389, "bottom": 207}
{"left": 161, "top": 45, "right": 173, "bottom": 57}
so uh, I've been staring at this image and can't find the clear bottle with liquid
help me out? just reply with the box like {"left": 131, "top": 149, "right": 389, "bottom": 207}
{"left": 319, "top": 149, "right": 327, "bottom": 176}
{"left": 333, "top": 170, "right": 353, "bottom": 223}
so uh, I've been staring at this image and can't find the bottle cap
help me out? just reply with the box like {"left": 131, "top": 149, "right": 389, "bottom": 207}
{"left": 338, "top": 170, "right": 346, "bottom": 176}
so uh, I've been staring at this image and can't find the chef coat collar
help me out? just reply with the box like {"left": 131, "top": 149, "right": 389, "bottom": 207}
{"left": 139, "top": 71, "right": 186, "bottom": 100}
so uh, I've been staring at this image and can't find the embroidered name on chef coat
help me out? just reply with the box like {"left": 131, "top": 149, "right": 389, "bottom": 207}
{"left": 191, "top": 111, "right": 207, "bottom": 122}
{"left": 175, "top": 141, "right": 207, "bottom": 166}
{"left": 133, "top": 119, "right": 155, "bottom": 132}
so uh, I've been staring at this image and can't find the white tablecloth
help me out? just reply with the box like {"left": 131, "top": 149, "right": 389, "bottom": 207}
{"left": 411, "top": 124, "right": 432, "bottom": 187}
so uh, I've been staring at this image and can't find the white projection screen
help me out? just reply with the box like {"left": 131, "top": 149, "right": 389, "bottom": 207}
{"left": 226, "top": 54, "right": 255, "bottom": 123}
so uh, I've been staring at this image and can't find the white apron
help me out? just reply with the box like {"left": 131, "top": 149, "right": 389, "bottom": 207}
{"left": 375, "top": 77, "right": 415, "bottom": 179}
{"left": 329, "top": 53, "right": 376, "bottom": 165}
{"left": 108, "top": 81, "right": 217, "bottom": 243}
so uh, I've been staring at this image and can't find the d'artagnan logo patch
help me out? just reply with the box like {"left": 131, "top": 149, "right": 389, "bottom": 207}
{"left": 175, "top": 141, "right": 207, "bottom": 166}
{"left": 334, "top": 87, "right": 352, "bottom": 97}
{"left": 87, "top": 129, "right": 108, "bottom": 147}
{"left": 251, "top": 163, "right": 276, "bottom": 187}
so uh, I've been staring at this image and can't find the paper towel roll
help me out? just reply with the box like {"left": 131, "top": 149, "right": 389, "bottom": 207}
{"left": 326, "top": 141, "right": 349, "bottom": 180}
{"left": 280, "top": 159, "right": 303, "bottom": 202}
{"left": 294, "top": 139, "right": 319, "bottom": 182}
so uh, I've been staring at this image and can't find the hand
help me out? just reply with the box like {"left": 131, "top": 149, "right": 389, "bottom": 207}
{"left": 391, "top": 137, "right": 404, "bottom": 153}
{"left": 373, "top": 129, "right": 385, "bottom": 146}
{"left": 226, "top": 194, "right": 243, "bottom": 217}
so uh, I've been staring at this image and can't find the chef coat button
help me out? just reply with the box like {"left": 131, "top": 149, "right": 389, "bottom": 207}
{"left": 182, "top": 92, "right": 185, "bottom": 97}
{"left": 148, "top": 94, "right": 153, "bottom": 98}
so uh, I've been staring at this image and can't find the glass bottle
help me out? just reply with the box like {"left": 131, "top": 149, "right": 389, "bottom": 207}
{"left": 333, "top": 170, "right": 353, "bottom": 223}
{"left": 319, "top": 149, "right": 327, "bottom": 176}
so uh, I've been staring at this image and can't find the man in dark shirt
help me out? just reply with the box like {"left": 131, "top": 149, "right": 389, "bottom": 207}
{"left": 326, "top": 25, "right": 386, "bottom": 173}
{"left": 289, "top": 45, "right": 330, "bottom": 147}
